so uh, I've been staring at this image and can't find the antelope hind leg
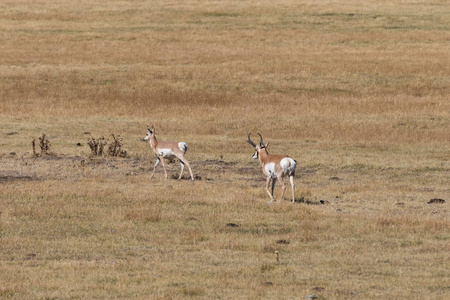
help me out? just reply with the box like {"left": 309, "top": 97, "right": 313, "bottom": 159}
{"left": 178, "top": 159, "right": 185, "bottom": 179}
{"left": 277, "top": 176, "right": 286, "bottom": 202}
{"left": 183, "top": 158, "right": 195, "bottom": 181}
{"left": 290, "top": 175, "right": 295, "bottom": 203}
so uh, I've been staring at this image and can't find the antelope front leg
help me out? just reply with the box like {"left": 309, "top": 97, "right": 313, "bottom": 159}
{"left": 159, "top": 156, "right": 168, "bottom": 180}
{"left": 150, "top": 156, "right": 161, "bottom": 179}
{"left": 271, "top": 177, "right": 276, "bottom": 198}
{"left": 265, "top": 176, "right": 275, "bottom": 204}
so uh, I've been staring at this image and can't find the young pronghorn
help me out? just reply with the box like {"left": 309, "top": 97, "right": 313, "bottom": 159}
{"left": 142, "top": 126, "right": 194, "bottom": 181}
{"left": 246, "top": 133, "right": 296, "bottom": 204}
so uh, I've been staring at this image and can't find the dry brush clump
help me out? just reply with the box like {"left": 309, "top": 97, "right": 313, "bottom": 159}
{"left": 87, "top": 137, "right": 107, "bottom": 156}
{"left": 107, "top": 134, "right": 127, "bottom": 157}
{"left": 31, "top": 133, "right": 51, "bottom": 157}
{"left": 87, "top": 134, "right": 127, "bottom": 157}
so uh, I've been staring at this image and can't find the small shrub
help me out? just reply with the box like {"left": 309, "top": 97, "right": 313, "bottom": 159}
{"left": 87, "top": 137, "right": 106, "bottom": 156}
{"left": 87, "top": 134, "right": 127, "bottom": 157}
{"left": 31, "top": 133, "right": 51, "bottom": 157}
{"left": 107, "top": 134, "right": 127, "bottom": 157}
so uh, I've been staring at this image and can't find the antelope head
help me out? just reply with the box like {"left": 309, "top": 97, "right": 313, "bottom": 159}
{"left": 246, "top": 133, "right": 269, "bottom": 159}
{"left": 142, "top": 125, "right": 155, "bottom": 141}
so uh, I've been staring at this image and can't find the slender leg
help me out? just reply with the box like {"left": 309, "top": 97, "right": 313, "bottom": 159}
{"left": 150, "top": 157, "right": 160, "bottom": 179}
{"left": 271, "top": 177, "right": 276, "bottom": 198}
{"left": 185, "top": 160, "right": 194, "bottom": 181}
{"left": 277, "top": 175, "right": 286, "bottom": 202}
{"left": 289, "top": 175, "right": 295, "bottom": 203}
{"left": 160, "top": 157, "right": 168, "bottom": 180}
{"left": 266, "top": 176, "right": 275, "bottom": 204}
{"left": 178, "top": 159, "right": 185, "bottom": 179}
{"left": 177, "top": 155, "right": 194, "bottom": 181}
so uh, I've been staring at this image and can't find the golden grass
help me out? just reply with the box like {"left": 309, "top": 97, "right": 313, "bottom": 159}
{"left": 1, "top": 0, "right": 449, "bottom": 299}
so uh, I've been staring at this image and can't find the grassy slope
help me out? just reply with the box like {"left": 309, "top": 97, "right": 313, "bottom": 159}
{"left": 1, "top": 0, "right": 449, "bottom": 299}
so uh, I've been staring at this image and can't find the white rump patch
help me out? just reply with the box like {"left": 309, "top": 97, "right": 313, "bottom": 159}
{"left": 280, "top": 157, "right": 296, "bottom": 176}
{"left": 178, "top": 142, "right": 188, "bottom": 154}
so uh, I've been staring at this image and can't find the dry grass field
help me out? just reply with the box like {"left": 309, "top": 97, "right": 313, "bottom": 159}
{"left": 1, "top": 0, "right": 449, "bottom": 299}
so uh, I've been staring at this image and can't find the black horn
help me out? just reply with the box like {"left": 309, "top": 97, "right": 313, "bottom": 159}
{"left": 257, "top": 133, "right": 263, "bottom": 146}
{"left": 246, "top": 133, "right": 256, "bottom": 147}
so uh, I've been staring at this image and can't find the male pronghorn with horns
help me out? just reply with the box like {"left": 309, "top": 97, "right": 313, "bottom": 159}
{"left": 246, "top": 133, "right": 296, "bottom": 204}
{"left": 142, "top": 126, "right": 194, "bottom": 181}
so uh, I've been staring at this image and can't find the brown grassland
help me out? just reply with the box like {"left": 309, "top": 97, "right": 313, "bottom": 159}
{"left": 1, "top": 0, "right": 449, "bottom": 299}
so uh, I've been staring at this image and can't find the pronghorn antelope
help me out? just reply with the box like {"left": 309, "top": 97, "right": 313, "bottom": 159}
{"left": 246, "top": 133, "right": 296, "bottom": 204}
{"left": 142, "top": 126, "right": 194, "bottom": 181}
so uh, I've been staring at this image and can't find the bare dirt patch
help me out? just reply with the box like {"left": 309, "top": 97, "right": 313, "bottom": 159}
{"left": 0, "top": 174, "right": 35, "bottom": 183}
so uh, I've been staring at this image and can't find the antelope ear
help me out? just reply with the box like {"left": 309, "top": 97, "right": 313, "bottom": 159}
{"left": 265, "top": 142, "right": 270, "bottom": 148}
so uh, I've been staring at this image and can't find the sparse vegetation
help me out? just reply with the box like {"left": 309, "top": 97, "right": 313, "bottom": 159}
{"left": 87, "top": 137, "right": 106, "bottom": 156}
{"left": 107, "top": 134, "right": 127, "bottom": 157}
{"left": 0, "top": 0, "right": 449, "bottom": 299}
{"left": 87, "top": 135, "right": 127, "bottom": 157}
{"left": 31, "top": 133, "right": 51, "bottom": 157}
